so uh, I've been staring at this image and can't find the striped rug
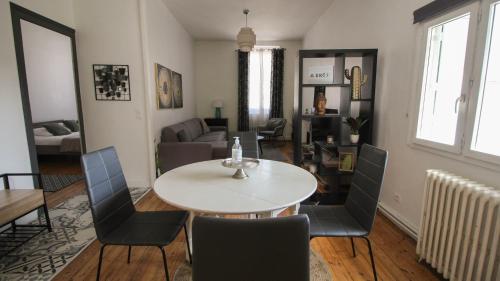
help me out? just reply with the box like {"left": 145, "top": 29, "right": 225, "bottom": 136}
{"left": 41, "top": 174, "right": 84, "bottom": 192}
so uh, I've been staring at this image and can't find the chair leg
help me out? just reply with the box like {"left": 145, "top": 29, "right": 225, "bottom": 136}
{"left": 159, "top": 246, "right": 170, "bottom": 281}
{"left": 184, "top": 224, "right": 192, "bottom": 264}
{"left": 350, "top": 237, "right": 356, "bottom": 257}
{"left": 96, "top": 244, "right": 106, "bottom": 281}
{"left": 127, "top": 246, "right": 132, "bottom": 264}
{"left": 362, "top": 237, "right": 377, "bottom": 281}
{"left": 42, "top": 203, "right": 52, "bottom": 232}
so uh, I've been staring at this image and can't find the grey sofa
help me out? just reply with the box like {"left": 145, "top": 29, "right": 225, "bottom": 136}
{"left": 158, "top": 118, "right": 261, "bottom": 174}
{"left": 158, "top": 118, "right": 228, "bottom": 173}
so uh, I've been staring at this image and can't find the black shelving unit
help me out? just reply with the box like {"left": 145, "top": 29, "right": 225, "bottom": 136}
{"left": 293, "top": 49, "right": 378, "bottom": 203}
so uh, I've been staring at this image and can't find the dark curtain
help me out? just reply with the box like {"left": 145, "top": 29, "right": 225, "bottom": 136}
{"left": 237, "top": 51, "right": 249, "bottom": 131}
{"left": 269, "top": 48, "right": 285, "bottom": 118}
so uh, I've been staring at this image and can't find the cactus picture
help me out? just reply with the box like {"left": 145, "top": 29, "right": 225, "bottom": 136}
{"left": 345, "top": 66, "right": 368, "bottom": 100}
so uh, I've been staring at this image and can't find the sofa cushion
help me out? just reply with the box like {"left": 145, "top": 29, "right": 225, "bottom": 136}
{"left": 201, "top": 119, "right": 211, "bottom": 134}
{"left": 177, "top": 130, "right": 189, "bottom": 142}
{"left": 194, "top": 131, "right": 226, "bottom": 142}
{"left": 182, "top": 119, "right": 203, "bottom": 140}
{"left": 161, "top": 123, "right": 190, "bottom": 142}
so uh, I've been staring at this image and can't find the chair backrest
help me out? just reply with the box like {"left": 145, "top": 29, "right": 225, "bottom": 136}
{"left": 266, "top": 118, "right": 286, "bottom": 136}
{"left": 345, "top": 144, "right": 388, "bottom": 233}
{"left": 266, "top": 118, "right": 284, "bottom": 129}
{"left": 192, "top": 215, "right": 310, "bottom": 281}
{"left": 81, "top": 147, "right": 135, "bottom": 242}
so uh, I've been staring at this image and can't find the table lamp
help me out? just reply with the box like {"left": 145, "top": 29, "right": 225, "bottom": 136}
{"left": 212, "top": 99, "right": 224, "bottom": 119}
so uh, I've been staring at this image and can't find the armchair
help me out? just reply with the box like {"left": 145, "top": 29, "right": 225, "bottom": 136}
{"left": 258, "top": 118, "right": 287, "bottom": 145}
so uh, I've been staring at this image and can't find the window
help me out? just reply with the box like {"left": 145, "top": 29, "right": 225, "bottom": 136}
{"left": 417, "top": 14, "right": 471, "bottom": 146}
{"left": 471, "top": 1, "right": 500, "bottom": 157}
{"left": 412, "top": 1, "right": 500, "bottom": 164}
{"left": 248, "top": 47, "right": 272, "bottom": 128}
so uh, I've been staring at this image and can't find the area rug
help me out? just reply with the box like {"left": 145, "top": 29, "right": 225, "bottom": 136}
{"left": 0, "top": 187, "right": 150, "bottom": 281}
{"left": 173, "top": 250, "right": 333, "bottom": 281}
{"left": 41, "top": 174, "right": 84, "bottom": 192}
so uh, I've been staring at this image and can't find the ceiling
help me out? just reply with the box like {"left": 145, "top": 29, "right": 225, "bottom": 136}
{"left": 162, "top": 0, "right": 335, "bottom": 41}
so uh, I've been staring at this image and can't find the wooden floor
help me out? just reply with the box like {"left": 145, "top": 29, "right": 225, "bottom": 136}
{"left": 48, "top": 142, "right": 439, "bottom": 281}
{"left": 38, "top": 155, "right": 82, "bottom": 175}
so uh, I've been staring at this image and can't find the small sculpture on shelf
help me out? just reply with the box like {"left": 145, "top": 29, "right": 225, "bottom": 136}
{"left": 314, "top": 92, "right": 327, "bottom": 115}
{"left": 345, "top": 66, "right": 368, "bottom": 100}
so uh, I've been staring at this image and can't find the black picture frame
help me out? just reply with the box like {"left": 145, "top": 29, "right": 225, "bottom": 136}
{"left": 93, "top": 64, "right": 131, "bottom": 101}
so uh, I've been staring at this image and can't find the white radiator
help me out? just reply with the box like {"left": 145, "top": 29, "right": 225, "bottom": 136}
{"left": 416, "top": 170, "right": 500, "bottom": 281}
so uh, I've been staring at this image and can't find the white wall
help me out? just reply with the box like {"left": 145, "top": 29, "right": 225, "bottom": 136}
{"left": 0, "top": 0, "right": 75, "bottom": 188}
{"left": 304, "top": 0, "right": 500, "bottom": 235}
{"left": 194, "top": 40, "right": 301, "bottom": 138}
{"left": 73, "top": 0, "right": 150, "bottom": 187}
{"left": 139, "top": 0, "right": 196, "bottom": 180}
{"left": 22, "top": 20, "right": 78, "bottom": 123}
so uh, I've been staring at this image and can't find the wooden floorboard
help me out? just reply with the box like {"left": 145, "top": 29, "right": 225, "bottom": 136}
{"left": 48, "top": 142, "right": 440, "bottom": 281}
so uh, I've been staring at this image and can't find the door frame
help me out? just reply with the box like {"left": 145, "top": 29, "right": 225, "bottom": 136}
{"left": 10, "top": 3, "right": 86, "bottom": 174}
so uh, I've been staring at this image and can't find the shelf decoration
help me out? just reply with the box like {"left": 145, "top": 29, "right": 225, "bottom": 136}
{"left": 314, "top": 92, "right": 327, "bottom": 115}
{"left": 306, "top": 65, "right": 334, "bottom": 84}
{"left": 339, "top": 152, "right": 354, "bottom": 172}
{"left": 93, "top": 64, "right": 130, "bottom": 101}
{"left": 343, "top": 116, "right": 368, "bottom": 144}
{"left": 344, "top": 66, "right": 367, "bottom": 100}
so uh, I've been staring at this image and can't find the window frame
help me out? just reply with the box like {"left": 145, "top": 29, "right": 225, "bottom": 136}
{"left": 410, "top": 2, "right": 480, "bottom": 154}
{"left": 463, "top": 0, "right": 500, "bottom": 164}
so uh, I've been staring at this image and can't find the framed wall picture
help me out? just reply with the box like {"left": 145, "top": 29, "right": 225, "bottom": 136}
{"left": 172, "top": 71, "right": 183, "bottom": 108}
{"left": 155, "top": 63, "right": 173, "bottom": 109}
{"left": 93, "top": 64, "right": 131, "bottom": 101}
{"left": 338, "top": 152, "right": 354, "bottom": 172}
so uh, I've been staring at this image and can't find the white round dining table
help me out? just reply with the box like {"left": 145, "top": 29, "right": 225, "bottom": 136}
{"left": 153, "top": 158, "right": 317, "bottom": 259}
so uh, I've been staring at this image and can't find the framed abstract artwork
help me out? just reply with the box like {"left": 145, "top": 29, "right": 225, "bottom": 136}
{"left": 93, "top": 64, "right": 131, "bottom": 101}
{"left": 172, "top": 71, "right": 183, "bottom": 108}
{"left": 154, "top": 63, "right": 183, "bottom": 109}
{"left": 155, "top": 63, "right": 173, "bottom": 109}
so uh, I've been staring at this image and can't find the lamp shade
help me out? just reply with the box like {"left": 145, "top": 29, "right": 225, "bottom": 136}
{"left": 237, "top": 27, "right": 256, "bottom": 52}
{"left": 212, "top": 100, "right": 224, "bottom": 108}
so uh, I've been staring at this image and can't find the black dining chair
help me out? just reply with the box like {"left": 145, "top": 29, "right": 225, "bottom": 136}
{"left": 192, "top": 215, "right": 310, "bottom": 281}
{"left": 81, "top": 147, "right": 191, "bottom": 281}
{"left": 300, "top": 144, "right": 388, "bottom": 281}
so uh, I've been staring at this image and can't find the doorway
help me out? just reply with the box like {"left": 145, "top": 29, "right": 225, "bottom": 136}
{"left": 11, "top": 3, "right": 86, "bottom": 193}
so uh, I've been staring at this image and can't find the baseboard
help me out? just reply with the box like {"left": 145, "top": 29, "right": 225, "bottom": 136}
{"left": 378, "top": 202, "right": 419, "bottom": 240}
{"left": 127, "top": 179, "right": 150, "bottom": 188}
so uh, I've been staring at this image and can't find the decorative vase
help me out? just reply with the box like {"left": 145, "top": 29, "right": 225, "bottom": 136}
{"left": 350, "top": 134, "right": 360, "bottom": 144}
{"left": 215, "top": 107, "right": 221, "bottom": 119}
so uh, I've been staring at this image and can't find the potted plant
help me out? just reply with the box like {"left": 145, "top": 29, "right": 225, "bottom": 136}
{"left": 343, "top": 117, "right": 368, "bottom": 144}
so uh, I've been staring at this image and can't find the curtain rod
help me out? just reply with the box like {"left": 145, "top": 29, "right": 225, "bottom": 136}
{"left": 234, "top": 48, "right": 286, "bottom": 52}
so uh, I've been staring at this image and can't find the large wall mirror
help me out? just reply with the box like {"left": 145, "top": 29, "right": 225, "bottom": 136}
{"left": 10, "top": 3, "right": 85, "bottom": 177}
